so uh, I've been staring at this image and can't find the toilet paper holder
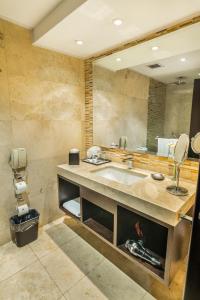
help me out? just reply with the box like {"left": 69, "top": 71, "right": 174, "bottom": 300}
{"left": 14, "top": 180, "right": 27, "bottom": 195}
{"left": 16, "top": 204, "right": 29, "bottom": 216}
{"left": 9, "top": 148, "right": 30, "bottom": 217}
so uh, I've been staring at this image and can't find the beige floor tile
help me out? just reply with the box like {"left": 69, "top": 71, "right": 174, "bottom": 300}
{"left": 51, "top": 216, "right": 65, "bottom": 226}
{"left": 0, "top": 261, "right": 62, "bottom": 300}
{"left": 142, "top": 293, "right": 156, "bottom": 300}
{"left": 67, "top": 276, "right": 108, "bottom": 300}
{"left": 0, "top": 242, "right": 37, "bottom": 282}
{"left": 29, "top": 232, "right": 57, "bottom": 258}
{"left": 40, "top": 248, "right": 85, "bottom": 293}
{"left": 46, "top": 223, "right": 77, "bottom": 247}
{"left": 60, "top": 236, "right": 104, "bottom": 275}
{"left": 87, "top": 259, "right": 146, "bottom": 300}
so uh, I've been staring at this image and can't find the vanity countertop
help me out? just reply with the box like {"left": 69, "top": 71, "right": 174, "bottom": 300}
{"left": 57, "top": 162, "right": 196, "bottom": 227}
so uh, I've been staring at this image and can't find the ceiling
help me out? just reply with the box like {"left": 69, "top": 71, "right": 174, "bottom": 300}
{"left": 95, "top": 22, "right": 200, "bottom": 84}
{"left": 0, "top": 0, "right": 62, "bottom": 29}
{"left": 0, "top": 0, "right": 200, "bottom": 58}
{"left": 132, "top": 50, "right": 200, "bottom": 85}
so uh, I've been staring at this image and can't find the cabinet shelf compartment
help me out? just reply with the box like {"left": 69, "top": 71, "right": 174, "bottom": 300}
{"left": 117, "top": 206, "right": 168, "bottom": 279}
{"left": 82, "top": 199, "right": 114, "bottom": 243}
{"left": 58, "top": 176, "right": 80, "bottom": 219}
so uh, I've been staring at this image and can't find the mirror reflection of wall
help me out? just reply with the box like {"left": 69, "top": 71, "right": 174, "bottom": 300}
{"left": 93, "top": 22, "right": 200, "bottom": 157}
{"left": 93, "top": 66, "right": 149, "bottom": 151}
{"left": 146, "top": 78, "right": 193, "bottom": 153}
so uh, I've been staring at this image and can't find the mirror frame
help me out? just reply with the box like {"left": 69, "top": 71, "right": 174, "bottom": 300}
{"left": 84, "top": 15, "right": 200, "bottom": 157}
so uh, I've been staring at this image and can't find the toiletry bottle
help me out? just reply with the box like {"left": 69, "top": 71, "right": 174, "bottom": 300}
{"left": 69, "top": 149, "right": 80, "bottom": 165}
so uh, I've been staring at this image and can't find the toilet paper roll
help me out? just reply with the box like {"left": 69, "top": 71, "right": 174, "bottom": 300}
{"left": 17, "top": 204, "right": 29, "bottom": 216}
{"left": 15, "top": 181, "right": 27, "bottom": 195}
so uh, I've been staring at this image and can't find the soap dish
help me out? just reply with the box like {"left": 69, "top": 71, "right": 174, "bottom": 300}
{"left": 82, "top": 158, "right": 111, "bottom": 165}
{"left": 151, "top": 173, "right": 165, "bottom": 181}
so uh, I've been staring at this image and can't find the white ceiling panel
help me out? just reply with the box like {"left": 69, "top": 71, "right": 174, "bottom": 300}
{"left": 0, "top": 0, "right": 200, "bottom": 58}
{"left": 33, "top": 0, "right": 200, "bottom": 57}
{"left": 0, "top": 0, "right": 62, "bottom": 28}
{"left": 96, "top": 23, "right": 200, "bottom": 71}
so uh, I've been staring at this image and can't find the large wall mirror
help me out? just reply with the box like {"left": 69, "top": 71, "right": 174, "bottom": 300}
{"left": 92, "top": 22, "right": 200, "bottom": 158}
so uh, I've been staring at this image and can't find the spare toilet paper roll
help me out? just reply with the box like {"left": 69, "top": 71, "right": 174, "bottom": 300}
{"left": 15, "top": 181, "right": 27, "bottom": 195}
{"left": 17, "top": 204, "right": 29, "bottom": 216}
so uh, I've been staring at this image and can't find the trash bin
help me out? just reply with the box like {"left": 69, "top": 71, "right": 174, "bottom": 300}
{"left": 10, "top": 209, "right": 39, "bottom": 247}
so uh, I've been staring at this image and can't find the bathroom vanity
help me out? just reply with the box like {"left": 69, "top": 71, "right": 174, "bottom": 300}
{"left": 57, "top": 162, "right": 196, "bottom": 286}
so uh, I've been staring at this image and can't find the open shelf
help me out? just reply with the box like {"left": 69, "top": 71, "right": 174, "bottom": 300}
{"left": 58, "top": 176, "right": 80, "bottom": 219}
{"left": 84, "top": 218, "right": 113, "bottom": 243}
{"left": 82, "top": 199, "right": 114, "bottom": 243}
{"left": 117, "top": 205, "right": 168, "bottom": 279}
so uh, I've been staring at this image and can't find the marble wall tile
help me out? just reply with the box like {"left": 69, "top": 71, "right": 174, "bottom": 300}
{"left": 164, "top": 84, "right": 193, "bottom": 137}
{"left": 12, "top": 120, "right": 83, "bottom": 160}
{"left": 44, "top": 181, "right": 64, "bottom": 223}
{"left": 0, "top": 121, "right": 12, "bottom": 146}
{"left": 0, "top": 171, "right": 17, "bottom": 244}
{"left": 9, "top": 76, "right": 43, "bottom": 120}
{"left": 28, "top": 47, "right": 85, "bottom": 86}
{"left": 0, "top": 49, "right": 10, "bottom": 121}
{"left": 4, "top": 21, "right": 37, "bottom": 78}
{"left": 0, "top": 20, "right": 84, "bottom": 245}
{"left": 41, "top": 81, "right": 85, "bottom": 121}
{"left": 93, "top": 65, "right": 149, "bottom": 99}
{"left": 93, "top": 66, "right": 149, "bottom": 149}
{"left": 27, "top": 157, "right": 59, "bottom": 197}
{"left": 27, "top": 156, "right": 67, "bottom": 225}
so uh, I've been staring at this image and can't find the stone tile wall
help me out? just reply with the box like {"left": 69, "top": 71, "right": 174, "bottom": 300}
{"left": 146, "top": 79, "right": 166, "bottom": 152}
{"left": 0, "top": 19, "right": 85, "bottom": 245}
{"left": 93, "top": 65, "right": 150, "bottom": 150}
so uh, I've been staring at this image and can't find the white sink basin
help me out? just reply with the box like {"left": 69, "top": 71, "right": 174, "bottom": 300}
{"left": 92, "top": 166, "right": 147, "bottom": 185}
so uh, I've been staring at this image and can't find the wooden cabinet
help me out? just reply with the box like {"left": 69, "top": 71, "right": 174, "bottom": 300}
{"left": 58, "top": 175, "right": 191, "bottom": 286}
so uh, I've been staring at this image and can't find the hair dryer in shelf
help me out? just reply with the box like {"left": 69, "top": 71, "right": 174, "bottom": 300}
{"left": 125, "top": 221, "right": 163, "bottom": 270}
{"left": 125, "top": 239, "right": 163, "bottom": 269}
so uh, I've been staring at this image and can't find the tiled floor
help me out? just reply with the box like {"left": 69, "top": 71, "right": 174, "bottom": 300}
{"left": 0, "top": 217, "right": 155, "bottom": 300}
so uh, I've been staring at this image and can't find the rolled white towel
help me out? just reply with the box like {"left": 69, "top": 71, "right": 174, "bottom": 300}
{"left": 63, "top": 198, "right": 80, "bottom": 218}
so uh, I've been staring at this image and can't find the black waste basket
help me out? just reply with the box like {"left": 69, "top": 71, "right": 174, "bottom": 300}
{"left": 10, "top": 209, "right": 39, "bottom": 247}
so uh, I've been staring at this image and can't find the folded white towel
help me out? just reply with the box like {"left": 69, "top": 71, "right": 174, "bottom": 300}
{"left": 63, "top": 198, "right": 80, "bottom": 218}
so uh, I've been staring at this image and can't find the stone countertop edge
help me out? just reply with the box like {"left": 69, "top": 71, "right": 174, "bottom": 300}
{"left": 57, "top": 162, "right": 197, "bottom": 227}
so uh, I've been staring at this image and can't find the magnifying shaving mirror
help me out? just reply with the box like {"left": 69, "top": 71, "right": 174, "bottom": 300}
{"left": 167, "top": 134, "right": 189, "bottom": 196}
{"left": 191, "top": 132, "right": 200, "bottom": 156}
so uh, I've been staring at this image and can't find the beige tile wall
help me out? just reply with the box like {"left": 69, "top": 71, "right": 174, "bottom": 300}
{"left": 164, "top": 84, "right": 193, "bottom": 137}
{"left": 93, "top": 65, "right": 149, "bottom": 150}
{"left": 0, "top": 19, "right": 85, "bottom": 245}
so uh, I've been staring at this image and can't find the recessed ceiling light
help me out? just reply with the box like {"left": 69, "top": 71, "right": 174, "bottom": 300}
{"left": 198, "top": 73, "right": 200, "bottom": 76}
{"left": 180, "top": 57, "right": 186, "bottom": 62}
{"left": 113, "top": 19, "right": 123, "bottom": 26}
{"left": 75, "top": 40, "right": 83, "bottom": 45}
{"left": 116, "top": 58, "right": 121, "bottom": 62}
{"left": 152, "top": 46, "right": 159, "bottom": 51}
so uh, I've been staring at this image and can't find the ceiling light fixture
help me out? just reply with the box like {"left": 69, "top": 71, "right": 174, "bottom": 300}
{"left": 75, "top": 40, "right": 83, "bottom": 45}
{"left": 198, "top": 73, "right": 200, "bottom": 76}
{"left": 116, "top": 58, "right": 121, "bottom": 62}
{"left": 113, "top": 19, "right": 123, "bottom": 26}
{"left": 180, "top": 57, "right": 186, "bottom": 62}
{"left": 152, "top": 46, "right": 159, "bottom": 51}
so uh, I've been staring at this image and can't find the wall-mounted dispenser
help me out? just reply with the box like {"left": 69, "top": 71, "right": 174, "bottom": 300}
{"left": 10, "top": 148, "right": 27, "bottom": 170}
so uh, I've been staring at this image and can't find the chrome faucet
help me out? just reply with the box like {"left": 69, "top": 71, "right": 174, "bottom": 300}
{"left": 122, "top": 155, "right": 133, "bottom": 169}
